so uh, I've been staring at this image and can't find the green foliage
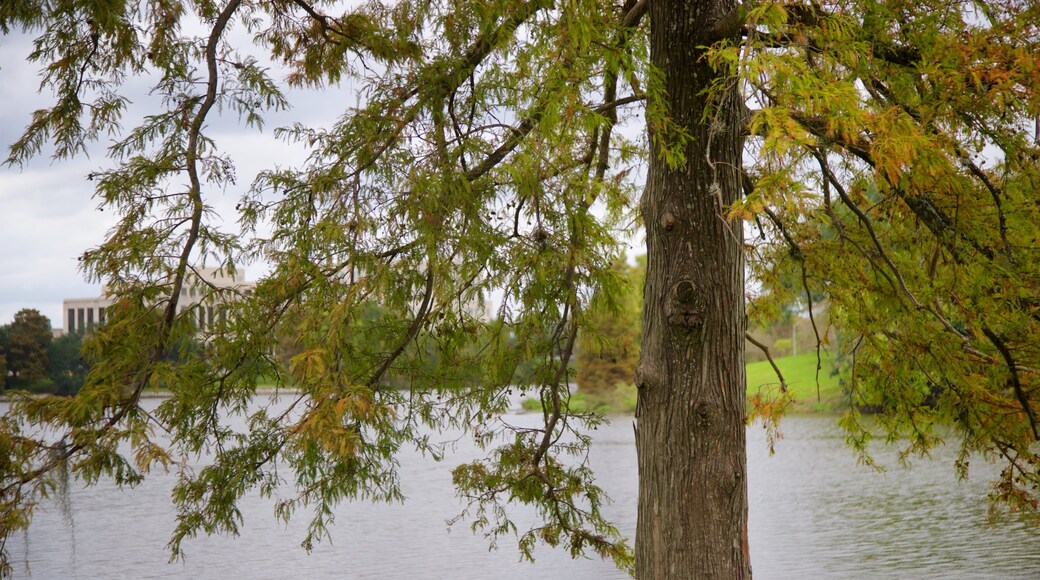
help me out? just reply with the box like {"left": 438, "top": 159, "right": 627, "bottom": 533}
{"left": 576, "top": 256, "right": 644, "bottom": 394}
{"left": 1, "top": 0, "right": 646, "bottom": 574}
{"left": 5, "top": 0, "right": 1040, "bottom": 576}
{"left": 523, "top": 381, "right": 638, "bottom": 414}
{"left": 746, "top": 351, "right": 844, "bottom": 413}
{"left": 726, "top": 0, "right": 1040, "bottom": 512}
{"left": 47, "top": 332, "right": 90, "bottom": 396}
{"left": 4, "top": 309, "right": 52, "bottom": 388}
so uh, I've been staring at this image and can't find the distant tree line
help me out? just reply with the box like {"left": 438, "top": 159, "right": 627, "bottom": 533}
{"left": 576, "top": 256, "right": 644, "bottom": 395}
{"left": 576, "top": 255, "right": 834, "bottom": 378}
{"left": 0, "top": 308, "right": 89, "bottom": 395}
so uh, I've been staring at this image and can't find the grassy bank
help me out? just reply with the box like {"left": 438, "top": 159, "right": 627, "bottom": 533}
{"left": 523, "top": 350, "right": 847, "bottom": 415}
{"left": 746, "top": 351, "right": 845, "bottom": 413}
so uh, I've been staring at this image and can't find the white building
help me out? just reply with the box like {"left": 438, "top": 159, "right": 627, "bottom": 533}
{"left": 62, "top": 268, "right": 253, "bottom": 335}
{"left": 62, "top": 294, "right": 112, "bottom": 335}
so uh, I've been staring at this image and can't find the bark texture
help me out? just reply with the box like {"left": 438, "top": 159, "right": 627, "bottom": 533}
{"left": 635, "top": 0, "right": 749, "bottom": 577}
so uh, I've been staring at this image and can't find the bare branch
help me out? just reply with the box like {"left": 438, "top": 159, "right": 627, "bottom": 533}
{"left": 745, "top": 332, "right": 788, "bottom": 393}
{"left": 622, "top": 0, "right": 649, "bottom": 28}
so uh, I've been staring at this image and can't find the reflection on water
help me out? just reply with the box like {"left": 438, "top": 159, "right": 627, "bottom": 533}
{"left": 747, "top": 418, "right": 1040, "bottom": 579}
{"left": 7, "top": 398, "right": 1040, "bottom": 579}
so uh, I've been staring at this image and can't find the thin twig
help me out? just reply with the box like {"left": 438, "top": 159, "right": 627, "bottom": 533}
{"left": 745, "top": 332, "right": 788, "bottom": 393}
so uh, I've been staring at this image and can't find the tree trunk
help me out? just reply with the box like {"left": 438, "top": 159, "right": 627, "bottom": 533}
{"left": 635, "top": 0, "right": 749, "bottom": 578}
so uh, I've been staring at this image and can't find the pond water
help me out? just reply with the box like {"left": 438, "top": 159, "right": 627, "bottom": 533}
{"left": 6, "top": 397, "right": 1040, "bottom": 579}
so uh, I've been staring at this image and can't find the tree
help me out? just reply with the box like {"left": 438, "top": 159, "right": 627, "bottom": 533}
{"left": 729, "top": 1, "right": 1040, "bottom": 515}
{"left": 4, "top": 309, "right": 52, "bottom": 388}
{"left": 635, "top": 3, "right": 750, "bottom": 573}
{"left": 47, "top": 332, "right": 89, "bottom": 396}
{"left": 0, "top": 334, "right": 7, "bottom": 392}
{"left": 2, "top": 1, "right": 1040, "bottom": 578}
{"left": 577, "top": 256, "right": 643, "bottom": 394}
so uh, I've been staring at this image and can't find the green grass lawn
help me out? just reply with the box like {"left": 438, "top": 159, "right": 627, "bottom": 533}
{"left": 523, "top": 350, "right": 848, "bottom": 414}
{"left": 745, "top": 350, "right": 846, "bottom": 412}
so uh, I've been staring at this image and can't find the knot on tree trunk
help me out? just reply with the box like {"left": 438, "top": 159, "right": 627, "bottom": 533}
{"left": 694, "top": 401, "right": 715, "bottom": 428}
{"left": 666, "top": 279, "right": 706, "bottom": 330}
{"left": 660, "top": 210, "right": 677, "bottom": 232}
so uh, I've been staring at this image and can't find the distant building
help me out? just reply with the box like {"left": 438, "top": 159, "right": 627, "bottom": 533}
{"left": 62, "top": 268, "right": 253, "bottom": 335}
{"left": 63, "top": 294, "right": 111, "bottom": 335}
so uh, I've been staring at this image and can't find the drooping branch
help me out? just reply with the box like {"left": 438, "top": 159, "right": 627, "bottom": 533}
{"left": 745, "top": 171, "right": 823, "bottom": 399}
{"left": 791, "top": 112, "right": 999, "bottom": 263}
{"left": 319, "top": 0, "right": 553, "bottom": 185}
{"left": 864, "top": 78, "right": 1014, "bottom": 263}
{"left": 532, "top": 260, "right": 578, "bottom": 469}
{"left": 810, "top": 149, "right": 923, "bottom": 310}
{"left": 367, "top": 267, "right": 435, "bottom": 388}
{"left": 799, "top": 265, "right": 823, "bottom": 402}
{"left": 982, "top": 326, "right": 1039, "bottom": 441}
{"left": 0, "top": 0, "right": 246, "bottom": 522}
{"left": 622, "top": 0, "right": 649, "bottom": 28}
{"left": 805, "top": 148, "right": 1009, "bottom": 366}
{"left": 172, "top": 0, "right": 243, "bottom": 332}
{"left": 745, "top": 332, "right": 788, "bottom": 392}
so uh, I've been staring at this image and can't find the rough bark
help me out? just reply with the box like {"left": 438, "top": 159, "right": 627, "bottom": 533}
{"left": 635, "top": 0, "right": 749, "bottom": 578}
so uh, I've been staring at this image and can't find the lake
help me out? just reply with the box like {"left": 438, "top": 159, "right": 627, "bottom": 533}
{"left": 6, "top": 396, "right": 1040, "bottom": 579}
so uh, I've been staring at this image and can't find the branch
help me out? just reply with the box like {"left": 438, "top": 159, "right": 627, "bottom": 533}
{"left": 464, "top": 112, "right": 541, "bottom": 181}
{"left": 292, "top": 0, "right": 344, "bottom": 42}
{"left": 593, "top": 94, "right": 646, "bottom": 114}
{"left": 622, "top": 0, "right": 649, "bottom": 28}
{"left": 745, "top": 333, "right": 788, "bottom": 392}
{"left": 350, "top": 0, "right": 551, "bottom": 181}
{"left": 982, "top": 326, "right": 1039, "bottom": 441}
{"left": 367, "top": 267, "right": 435, "bottom": 387}
{"left": 799, "top": 266, "right": 823, "bottom": 402}
{"left": 706, "top": 3, "right": 748, "bottom": 41}
{"left": 172, "top": 0, "right": 243, "bottom": 332}
{"left": 790, "top": 111, "right": 998, "bottom": 263}
{"left": 532, "top": 261, "right": 578, "bottom": 469}
{"left": 866, "top": 78, "right": 1013, "bottom": 263}
{"left": 810, "top": 149, "right": 922, "bottom": 309}
{"left": 460, "top": 93, "right": 646, "bottom": 184}
{"left": 532, "top": 321, "right": 578, "bottom": 468}
{"left": 781, "top": 3, "right": 921, "bottom": 66}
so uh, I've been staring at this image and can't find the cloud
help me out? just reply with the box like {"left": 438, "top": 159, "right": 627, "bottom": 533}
{"left": 0, "top": 44, "right": 348, "bottom": 328}
{"left": 0, "top": 156, "right": 114, "bottom": 325}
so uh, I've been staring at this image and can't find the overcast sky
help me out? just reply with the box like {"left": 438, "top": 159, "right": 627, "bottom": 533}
{"left": 0, "top": 19, "right": 646, "bottom": 331}
{"left": 0, "top": 27, "right": 352, "bottom": 329}
{"left": 1, "top": 32, "right": 110, "bottom": 328}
